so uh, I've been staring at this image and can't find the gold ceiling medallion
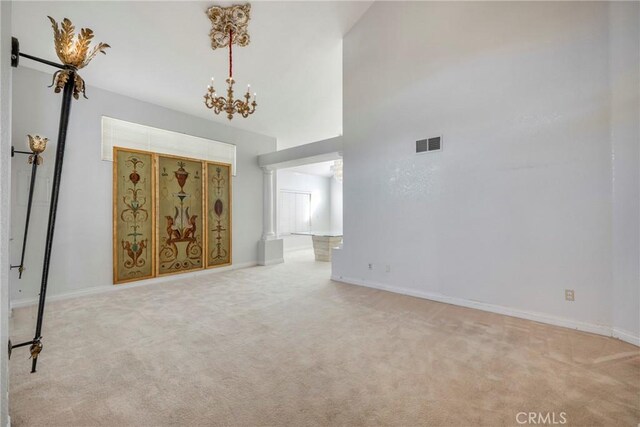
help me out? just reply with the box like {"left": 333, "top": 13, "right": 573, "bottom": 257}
{"left": 48, "top": 16, "right": 110, "bottom": 99}
{"left": 203, "top": 3, "right": 257, "bottom": 120}
{"left": 206, "top": 3, "right": 251, "bottom": 50}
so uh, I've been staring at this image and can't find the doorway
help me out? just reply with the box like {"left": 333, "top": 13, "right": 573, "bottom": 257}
{"left": 276, "top": 160, "right": 343, "bottom": 259}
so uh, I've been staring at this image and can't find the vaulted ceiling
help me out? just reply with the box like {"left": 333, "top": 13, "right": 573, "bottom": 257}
{"left": 12, "top": 1, "right": 372, "bottom": 149}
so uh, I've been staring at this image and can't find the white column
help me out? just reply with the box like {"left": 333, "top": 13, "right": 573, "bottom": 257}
{"left": 262, "top": 168, "right": 276, "bottom": 240}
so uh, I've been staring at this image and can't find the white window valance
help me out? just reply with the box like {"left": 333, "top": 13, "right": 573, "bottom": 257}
{"left": 101, "top": 116, "right": 237, "bottom": 175}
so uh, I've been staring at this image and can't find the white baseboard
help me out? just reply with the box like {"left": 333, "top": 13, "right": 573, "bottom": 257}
{"left": 10, "top": 261, "right": 258, "bottom": 309}
{"left": 612, "top": 328, "right": 640, "bottom": 347}
{"left": 259, "top": 258, "right": 284, "bottom": 266}
{"left": 332, "top": 275, "right": 640, "bottom": 348}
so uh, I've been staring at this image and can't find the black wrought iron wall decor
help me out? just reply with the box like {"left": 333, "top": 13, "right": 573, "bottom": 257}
{"left": 10, "top": 135, "right": 48, "bottom": 279}
{"left": 8, "top": 17, "right": 109, "bottom": 373}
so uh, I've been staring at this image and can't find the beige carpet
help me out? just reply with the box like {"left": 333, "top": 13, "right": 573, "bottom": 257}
{"left": 9, "top": 250, "right": 640, "bottom": 426}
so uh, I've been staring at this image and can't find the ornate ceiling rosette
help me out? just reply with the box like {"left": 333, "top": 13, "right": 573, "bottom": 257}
{"left": 206, "top": 3, "right": 251, "bottom": 50}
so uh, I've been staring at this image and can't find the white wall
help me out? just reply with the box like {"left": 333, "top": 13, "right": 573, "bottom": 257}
{"left": 0, "top": 1, "right": 12, "bottom": 423}
{"left": 277, "top": 170, "right": 332, "bottom": 251}
{"left": 334, "top": 2, "right": 639, "bottom": 343}
{"left": 610, "top": 2, "right": 640, "bottom": 342}
{"left": 9, "top": 67, "right": 275, "bottom": 304}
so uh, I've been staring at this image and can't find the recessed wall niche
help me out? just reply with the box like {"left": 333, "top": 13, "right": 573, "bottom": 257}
{"left": 113, "top": 147, "right": 232, "bottom": 284}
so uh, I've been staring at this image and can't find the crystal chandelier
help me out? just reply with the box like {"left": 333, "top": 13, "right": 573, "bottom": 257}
{"left": 204, "top": 4, "right": 256, "bottom": 120}
{"left": 331, "top": 159, "right": 343, "bottom": 182}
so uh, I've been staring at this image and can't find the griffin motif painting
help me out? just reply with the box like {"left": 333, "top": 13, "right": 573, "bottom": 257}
{"left": 157, "top": 155, "right": 204, "bottom": 275}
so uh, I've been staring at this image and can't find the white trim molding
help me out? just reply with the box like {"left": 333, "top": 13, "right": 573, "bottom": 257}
{"left": 612, "top": 328, "right": 640, "bottom": 347}
{"left": 331, "top": 275, "right": 640, "bottom": 347}
{"left": 260, "top": 258, "right": 285, "bottom": 266}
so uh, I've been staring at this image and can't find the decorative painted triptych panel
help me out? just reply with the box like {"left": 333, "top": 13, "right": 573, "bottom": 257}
{"left": 113, "top": 148, "right": 232, "bottom": 284}
{"left": 156, "top": 155, "right": 204, "bottom": 276}
{"left": 206, "top": 162, "right": 232, "bottom": 268}
{"left": 113, "top": 148, "right": 155, "bottom": 284}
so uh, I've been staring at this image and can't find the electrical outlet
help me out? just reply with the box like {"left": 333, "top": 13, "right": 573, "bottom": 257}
{"left": 565, "top": 289, "right": 575, "bottom": 301}
{"left": 368, "top": 263, "right": 373, "bottom": 270}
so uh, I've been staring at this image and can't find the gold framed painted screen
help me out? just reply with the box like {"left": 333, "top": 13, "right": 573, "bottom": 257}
{"left": 113, "top": 147, "right": 155, "bottom": 284}
{"left": 205, "top": 161, "right": 232, "bottom": 268}
{"left": 156, "top": 154, "right": 205, "bottom": 276}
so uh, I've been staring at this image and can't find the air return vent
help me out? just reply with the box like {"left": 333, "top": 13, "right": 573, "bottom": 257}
{"left": 416, "top": 136, "right": 442, "bottom": 154}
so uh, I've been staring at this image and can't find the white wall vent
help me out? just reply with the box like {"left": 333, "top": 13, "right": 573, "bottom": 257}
{"left": 416, "top": 136, "right": 442, "bottom": 153}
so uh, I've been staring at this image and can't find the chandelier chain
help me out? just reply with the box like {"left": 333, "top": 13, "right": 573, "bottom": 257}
{"left": 228, "top": 29, "right": 233, "bottom": 78}
{"left": 203, "top": 5, "right": 257, "bottom": 120}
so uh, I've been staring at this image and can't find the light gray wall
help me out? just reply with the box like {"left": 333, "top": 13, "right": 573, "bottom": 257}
{"left": 334, "top": 1, "right": 639, "bottom": 343}
{"left": 610, "top": 2, "right": 640, "bottom": 340}
{"left": 0, "top": 1, "right": 12, "bottom": 423}
{"left": 10, "top": 67, "right": 275, "bottom": 304}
